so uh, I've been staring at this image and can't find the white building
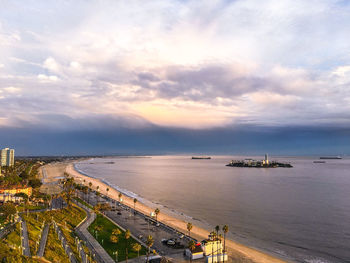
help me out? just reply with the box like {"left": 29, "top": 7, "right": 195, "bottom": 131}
{"left": 1, "top": 148, "right": 15, "bottom": 167}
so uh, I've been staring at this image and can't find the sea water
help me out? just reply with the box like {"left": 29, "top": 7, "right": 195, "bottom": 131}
{"left": 75, "top": 156, "right": 350, "bottom": 263}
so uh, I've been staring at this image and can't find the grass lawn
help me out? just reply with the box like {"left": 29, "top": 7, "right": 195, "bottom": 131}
{"left": 22, "top": 203, "right": 92, "bottom": 262}
{"left": 0, "top": 223, "right": 38, "bottom": 262}
{"left": 74, "top": 196, "right": 93, "bottom": 209}
{"left": 44, "top": 225, "right": 70, "bottom": 263}
{"left": 88, "top": 214, "right": 146, "bottom": 261}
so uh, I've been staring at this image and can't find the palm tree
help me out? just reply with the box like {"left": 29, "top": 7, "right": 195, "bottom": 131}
{"left": 96, "top": 191, "right": 101, "bottom": 204}
{"left": 215, "top": 225, "right": 220, "bottom": 237}
{"left": 132, "top": 243, "right": 142, "bottom": 260}
{"left": 133, "top": 198, "right": 137, "bottom": 215}
{"left": 106, "top": 187, "right": 109, "bottom": 198}
{"left": 146, "top": 235, "right": 154, "bottom": 263}
{"left": 215, "top": 225, "right": 220, "bottom": 262}
{"left": 88, "top": 182, "right": 92, "bottom": 204}
{"left": 154, "top": 208, "right": 160, "bottom": 222}
{"left": 62, "top": 176, "right": 74, "bottom": 206}
{"left": 118, "top": 192, "right": 122, "bottom": 202}
{"left": 125, "top": 229, "right": 131, "bottom": 263}
{"left": 187, "top": 222, "right": 193, "bottom": 238}
{"left": 110, "top": 234, "right": 119, "bottom": 244}
{"left": 210, "top": 231, "right": 216, "bottom": 263}
{"left": 188, "top": 240, "right": 196, "bottom": 263}
{"left": 222, "top": 225, "right": 229, "bottom": 253}
{"left": 112, "top": 228, "right": 121, "bottom": 236}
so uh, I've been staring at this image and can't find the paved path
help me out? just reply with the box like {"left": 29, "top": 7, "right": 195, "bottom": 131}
{"left": 37, "top": 223, "right": 49, "bottom": 257}
{"left": 53, "top": 221, "right": 78, "bottom": 263}
{"left": 20, "top": 218, "right": 31, "bottom": 257}
{"left": 74, "top": 201, "right": 115, "bottom": 263}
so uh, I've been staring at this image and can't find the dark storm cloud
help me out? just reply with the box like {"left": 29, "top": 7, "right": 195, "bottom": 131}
{"left": 1, "top": 120, "right": 350, "bottom": 156}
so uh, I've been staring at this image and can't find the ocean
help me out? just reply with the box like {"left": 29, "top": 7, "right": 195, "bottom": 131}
{"left": 75, "top": 156, "right": 350, "bottom": 263}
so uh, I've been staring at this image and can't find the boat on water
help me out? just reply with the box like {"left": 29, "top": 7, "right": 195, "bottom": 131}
{"left": 319, "top": 156, "right": 342, "bottom": 159}
{"left": 192, "top": 156, "right": 211, "bottom": 159}
{"left": 313, "top": 161, "right": 326, "bottom": 163}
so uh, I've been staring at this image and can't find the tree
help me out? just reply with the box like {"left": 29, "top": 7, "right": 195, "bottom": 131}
{"left": 94, "top": 225, "right": 102, "bottom": 232}
{"left": 28, "top": 178, "right": 42, "bottom": 188}
{"left": 14, "top": 192, "right": 28, "bottom": 204}
{"left": 110, "top": 234, "right": 119, "bottom": 244}
{"left": 125, "top": 229, "right": 131, "bottom": 263}
{"left": 62, "top": 176, "right": 75, "bottom": 206}
{"left": 112, "top": 228, "right": 121, "bottom": 236}
{"left": 188, "top": 240, "right": 196, "bottom": 263}
{"left": 187, "top": 222, "right": 193, "bottom": 238}
{"left": 133, "top": 198, "right": 137, "bottom": 215}
{"left": 19, "top": 171, "right": 29, "bottom": 180}
{"left": 132, "top": 243, "right": 142, "bottom": 259}
{"left": 106, "top": 187, "right": 109, "bottom": 197}
{"left": 154, "top": 208, "right": 160, "bottom": 222}
{"left": 146, "top": 235, "right": 154, "bottom": 263}
{"left": 222, "top": 225, "right": 229, "bottom": 253}
{"left": 118, "top": 192, "right": 122, "bottom": 202}
{"left": 214, "top": 226, "right": 220, "bottom": 263}
{"left": 88, "top": 182, "right": 92, "bottom": 204}
{"left": 96, "top": 191, "right": 101, "bottom": 204}
{"left": 94, "top": 203, "right": 111, "bottom": 213}
{"left": 0, "top": 203, "right": 16, "bottom": 221}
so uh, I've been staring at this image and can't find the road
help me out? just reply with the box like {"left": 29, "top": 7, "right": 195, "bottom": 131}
{"left": 78, "top": 191, "right": 198, "bottom": 262}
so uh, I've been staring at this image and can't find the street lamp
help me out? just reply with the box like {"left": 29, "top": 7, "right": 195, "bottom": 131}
{"left": 113, "top": 250, "right": 118, "bottom": 262}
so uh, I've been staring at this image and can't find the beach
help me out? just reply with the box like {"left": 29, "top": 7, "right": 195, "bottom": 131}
{"left": 49, "top": 161, "right": 286, "bottom": 263}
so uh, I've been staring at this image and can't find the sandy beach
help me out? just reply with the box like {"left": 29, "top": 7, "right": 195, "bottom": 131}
{"left": 43, "top": 161, "right": 287, "bottom": 263}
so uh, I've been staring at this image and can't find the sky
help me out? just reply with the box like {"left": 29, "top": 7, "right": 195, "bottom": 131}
{"left": 1, "top": 0, "right": 350, "bottom": 155}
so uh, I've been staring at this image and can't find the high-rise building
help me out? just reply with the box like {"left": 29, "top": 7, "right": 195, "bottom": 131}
{"left": 1, "top": 148, "right": 15, "bottom": 167}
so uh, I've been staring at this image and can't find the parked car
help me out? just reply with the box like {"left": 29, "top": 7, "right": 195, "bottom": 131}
{"left": 167, "top": 239, "right": 175, "bottom": 245}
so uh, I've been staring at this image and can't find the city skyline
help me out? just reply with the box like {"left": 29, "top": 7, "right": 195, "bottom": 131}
{"left": 1, "top": 0, "right": 350, "bottom": 155}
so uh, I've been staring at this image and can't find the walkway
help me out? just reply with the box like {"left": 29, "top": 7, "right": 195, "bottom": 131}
{"left": 37, "top": 223, "right": 49, "bottom": 257}
{"left": 74, "top": 201, "right": 115, "bottom": 263}
{"left": 20, "top": 218, "right": 31, "bottom": 257}
{"left": 53, "top": 221, "right": 78, "bottom": 263}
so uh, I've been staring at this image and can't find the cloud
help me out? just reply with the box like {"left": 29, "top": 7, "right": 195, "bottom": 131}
{"left": 3, "top": 86, "right": 22, "bottom": 93}
{"left": 1, "top": 0, "right": 350, "bottom": 132}
{"left": 37, "top": 74, "right": 58, "bottom": 82}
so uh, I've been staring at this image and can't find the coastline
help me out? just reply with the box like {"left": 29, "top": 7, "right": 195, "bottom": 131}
{"left": 64, "top": 161, "right": 287, "bottom": 263}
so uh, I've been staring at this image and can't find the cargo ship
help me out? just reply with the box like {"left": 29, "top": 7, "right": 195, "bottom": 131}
{"left": 319, "top": 156, "right": 342, "bottom": 159}
{"left": 192, "top": 156, "right": 211, "bottom": 159}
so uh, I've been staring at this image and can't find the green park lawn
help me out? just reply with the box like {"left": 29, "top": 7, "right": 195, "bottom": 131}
{"left": 88, "top": 214, "right": 146, "bottom": 261}
{"left": 73, "top": 196, "right": 93, "bottom": 209}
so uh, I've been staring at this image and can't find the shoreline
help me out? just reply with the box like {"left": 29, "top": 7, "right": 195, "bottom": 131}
{"left": 65, "top": 161, "right": 287, "bottom": 263}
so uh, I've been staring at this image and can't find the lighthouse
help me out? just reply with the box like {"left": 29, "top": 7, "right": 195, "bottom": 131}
{"left": 264, "top": 153, "right": 269, "bottom": 165}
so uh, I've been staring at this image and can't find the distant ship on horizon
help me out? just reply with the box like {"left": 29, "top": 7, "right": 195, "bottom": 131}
{"left": 192, "top": 156, "right": 211, "bottom": 159}
{"left": 319, "top": 156, "right": 342, "bottom": 159}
